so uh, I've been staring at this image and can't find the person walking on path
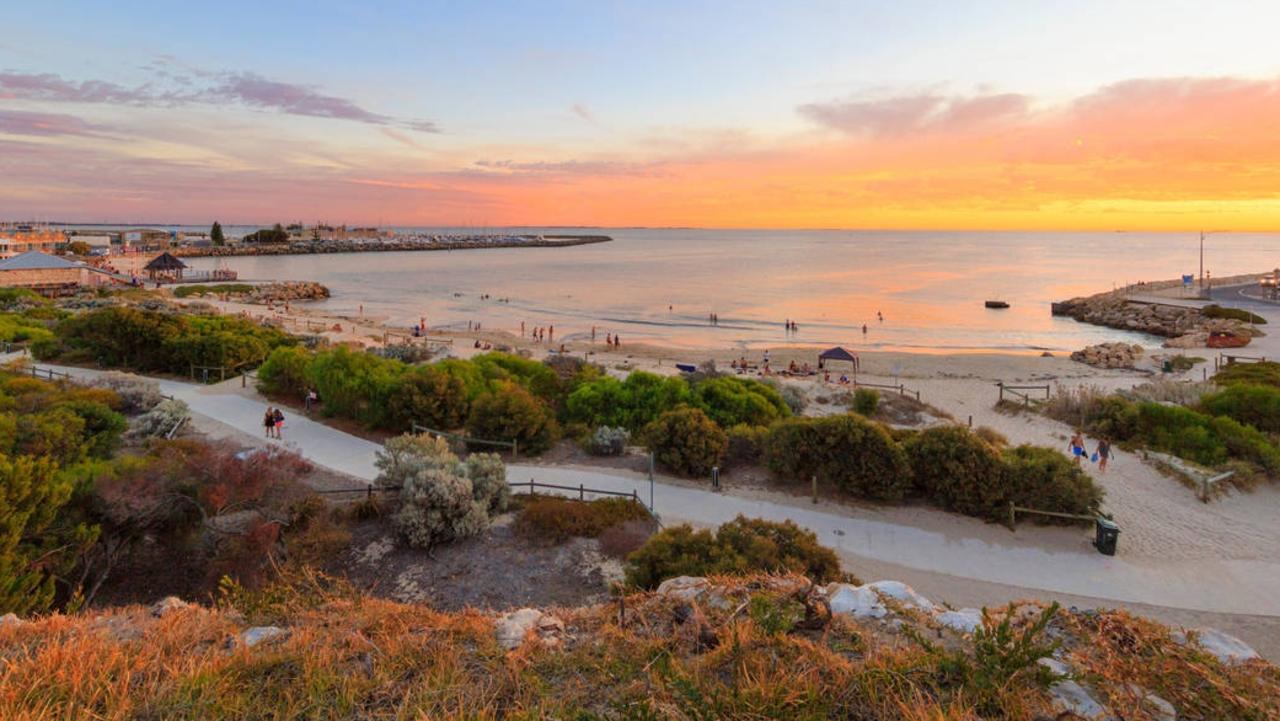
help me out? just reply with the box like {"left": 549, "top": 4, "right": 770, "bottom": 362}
{"left": 264, "top": 407, "right": 276, "bottom": 438}
{"left": 1069, "top": 431, "right": 1086, "bottom": 465}
{"left": 1095, "top": 438, "right": 1112, "bottom": 473}
{"left": 273, "top": 407, "right": 285, "bottom": 440}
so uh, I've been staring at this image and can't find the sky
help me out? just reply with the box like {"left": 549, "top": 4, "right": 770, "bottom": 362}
{"left": 2, "top": 0, "right": 1280, "bottom": 230}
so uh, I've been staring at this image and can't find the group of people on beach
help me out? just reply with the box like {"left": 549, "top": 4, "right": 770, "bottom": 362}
{"left": 1069, "top": 431, "right": 1112, "bottom": 472}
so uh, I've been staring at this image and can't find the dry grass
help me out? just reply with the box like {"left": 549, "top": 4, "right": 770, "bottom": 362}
{"left": 0, "top": 572, "right": 1275, "bottom": 720}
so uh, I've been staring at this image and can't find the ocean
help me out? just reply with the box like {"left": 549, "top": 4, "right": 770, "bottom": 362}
{"left": 168, "top": 228, "right": 1278, "bottom": 353}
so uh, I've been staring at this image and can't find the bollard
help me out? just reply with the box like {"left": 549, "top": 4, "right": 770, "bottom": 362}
{"left": 712, "top": 466, "right": 720, "bottom": 491}
{"left": 968, "top": 415, "right": 973, "bottom": 428}
{"left": 811, "top": 475, "right": 818, "bottom": 504}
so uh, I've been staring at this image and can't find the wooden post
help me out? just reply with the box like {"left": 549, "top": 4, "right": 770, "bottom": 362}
{"left": 811, "top": 475, "right": 818, "bottom": 504}
{"left": 579, "top": 484, "right": 584, "bottom": 501}
{"left": 1008, "top": 502, "right": 1016, "bottom": 530}
{"left": 968, "top": 415, "right": 973, "bottom": 428}
{"left": 511, "top": 439, "right": 518, "bottom": 461}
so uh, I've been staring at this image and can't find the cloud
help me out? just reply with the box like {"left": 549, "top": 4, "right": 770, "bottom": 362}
{"left": 571, "top": 103, "right": 595, "bottom": 123}
{"left": 473, "top": 158, "right": 660, "bottom": 176}
{"left": 798, "top": 91, "right": 1030, "bottom": 135}
{"left": 0, "top": 68, "right": 439, "bottom": 132}
{"left": 381, "top": 127, "right": 428, "bottom": 150}
{"left": 0, "top": 109, "right": 107, "bottom": 137}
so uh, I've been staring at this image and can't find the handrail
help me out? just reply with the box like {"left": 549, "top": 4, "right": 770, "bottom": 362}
{"left": 411, "top": 422, "right": 518, "bottom": 458}
{"left": 1007, "top": 502, "right": 1098, "bottom": 528}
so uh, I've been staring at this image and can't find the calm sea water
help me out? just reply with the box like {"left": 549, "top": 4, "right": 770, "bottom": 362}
{"left": 172, "top": 229, "right": 1278, "bottom": 353}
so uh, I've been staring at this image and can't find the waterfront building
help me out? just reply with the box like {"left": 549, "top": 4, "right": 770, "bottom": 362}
{"left": 0, "top": 224, "right": 65, "bottom": 257}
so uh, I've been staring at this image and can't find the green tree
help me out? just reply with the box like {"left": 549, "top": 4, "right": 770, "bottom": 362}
{"left": 466, "top": 381, "right": 559, "bottom": 454}
{"left": 0, "top": 455, "right": 96, "bottom": 615}
{"left": 210, "top": 221, "right": 225, "bottom": 246}
{"left": 642, "top": 406, "right": 727, "bottom": 477}
{"left": 63, "top": 240, "right": 92, "bottom": 256}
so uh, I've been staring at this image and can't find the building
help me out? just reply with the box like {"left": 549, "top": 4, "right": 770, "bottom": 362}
{"left": 0, "top": 224, "right": 65, "bottom": 258}
{"left": 120, "top": 228, "right": 174, "bottom": 251}
{"left": 0, "top": 251, "right": 114, "bottom": 295}
{"left": 143, "top": 252, "right": 188, "bottom": 281}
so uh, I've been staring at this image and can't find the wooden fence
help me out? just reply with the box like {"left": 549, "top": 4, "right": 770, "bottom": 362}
{"left": 411, "top": 422, "right": 518, "bottom": 459}
{"left": 996, "top": 382, "right": 1050, "bottom": 407}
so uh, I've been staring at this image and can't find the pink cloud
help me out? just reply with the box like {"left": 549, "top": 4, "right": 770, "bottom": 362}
{"left": 0, "top": 109, "right": 107, "bottom": 137}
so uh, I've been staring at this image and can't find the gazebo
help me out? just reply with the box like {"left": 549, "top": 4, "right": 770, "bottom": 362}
{"left": 818, "top": 346, "right": 859, "bottom": 372}
{"left": 144, "top": 252, "right": 187, "bottom": 282}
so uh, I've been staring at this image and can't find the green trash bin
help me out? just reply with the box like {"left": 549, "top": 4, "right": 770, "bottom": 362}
{"left": 1162, "top": 360, "right": 1173, "bottom": 373}
{"left": 1094, "top": 518, "right": 1120, "bottom": 556}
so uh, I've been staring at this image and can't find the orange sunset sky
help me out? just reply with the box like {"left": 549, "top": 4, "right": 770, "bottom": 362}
{"left": 3, "top": 2, "right": 1280, "bottom": 230}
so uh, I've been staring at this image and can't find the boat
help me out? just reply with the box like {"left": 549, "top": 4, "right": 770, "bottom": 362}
{"left": 1207, "top": 331, "right": 1251, "bottom": 349}
{"left": 985, "top": 300, "right": 1010, "bottom": 309}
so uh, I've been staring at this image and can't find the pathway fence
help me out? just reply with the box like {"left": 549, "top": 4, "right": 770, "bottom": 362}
{"left": 850, "top": 379, "right": 921, "bottom": 402}
{"left": 996, "top": 382, "right": 1050, "bottom": 407}
{"left": 311, "top": 479, "right": 657, "bottom": 520}
{"left": 411, "top": 422, "right": 518, "bottom": 459}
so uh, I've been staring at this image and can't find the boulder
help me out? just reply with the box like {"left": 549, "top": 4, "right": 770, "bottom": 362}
{"left": 1038, "top": 658, "right": 1111, "bottom": 720}
{"left": 495, "top": 608, "right": 565, "bottom": 650}
{"left": 151, "top": 596, "right": 190, "bottom": 618}
{"left": 826, "top": 583, "right": 887, "bottom": 619}
{"left": 935, "top": 608, "right": 983, "bottom": 634}
{"left": 1172, "top": 627, "right": 1260, "bottom": 664}
{"left": 240, "top": 626, "right": 288, "bottom": 648}
{"left": 865, "top": 581, "right": 935, "bottom": 612}
{"left": 655, "top": 576, "right": 710, "bottom": 602}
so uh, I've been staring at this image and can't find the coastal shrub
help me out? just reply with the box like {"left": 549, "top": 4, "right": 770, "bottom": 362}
{"left": 308, "top": 346, "right": 403, "bottom": 428}
{"left": 852, "top": 388, "right": 880, "bottom": 416}
{"left": 0, "top": 312, "right": 54, "bottom": 346}
{"left": 15, "top": 407, "right": 88, "bottom": 466}
{"left": 904, "top": 426, "right": 1006, "bottom": 519}
{"left": 172, "top": 283, "right": 255, "bottom": 298}
{"left": 256, "top": 345, "right": 314, "bottom": 400}
{"left": 514, "top": 496, "right": 650, "bottom": 544}
{"left": 1132, "top": 402, "right": 1280, "bottom": 474}
{"left": 587, "top": 425, "right": 630, "bottom": 456}
{"left": 88, "top": 371, "right": 164, "bottom": 414}
{"left": 43, "top": 306, "right": 294, "bottom": 374}
{"left": 691, "top": 375, "right": 791, "bottom": 428}
{"left": 565, "top": 371, "right": 693, "bottom": 432}
{"left": 1200, "top": 384, "right": 1280, "bottom": 433}
{"left": 624, "top": 515, "right": 841, "bottom": 590}
{"left": 433, "top": 358, "right": 490, "bottom": 400}
{"left": 1202, "top": 304, "right": 1266, "bottom": 324}
{"left": 56, "top": 399, "right": 127, "bottom": 459}
{"left": 1123, "top": 379, "right": 1213, "bottom": 406}
{"left": 0, "top": 455, "right": 81, "bottom": 615}
{"left": 1042, "top": 384, "right": 1107, "bottom": 427}
{"left": 724, "top": 423, "right": 767, "bottom": 468}
{"left": 386, "top": 364, "right": 470, "bottom": 431}
{"left": 1083, "top": 396, "right": 1139, "bottom": 440}
{"left": 765, "top": 378, "right": 808, "bottom": 414}
{"left": 1213, "top": 361, "right": 1280, "bottom": 388}
{"left": 471, "top": 352, "right": 562, "bottom": 403}
{"left": 764, "top": 414, "right": 912, "bottom": 501}
{"left": 376, "top": 434, "right": 506, "bottom": 549}
{"left": 466, "top": 381, "right": 559, "bottom": 454}
{"left": 129, "top": 399, "right": 191, "bottom": 438}
{"left": 1001, "top": 446, "right": 1104, "bottom": 519}
{"left": 642, "top": 406, "right": 727, "bottom": 477}
{"left": 973, "top": 426, "right": 1009, "bottom": 448}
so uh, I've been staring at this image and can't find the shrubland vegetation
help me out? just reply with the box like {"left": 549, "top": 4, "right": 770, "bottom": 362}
{"left": 34, "top": 306, "right": 295, "bottom": 375}
{"left": 514, "top": 496, "right": 652, "bottom": 545}
{"left": 624, "top": 516, "right": 843, "bottom": 589}
{"left": 1043, "top": 366, "right": 1280, "bottom": 488}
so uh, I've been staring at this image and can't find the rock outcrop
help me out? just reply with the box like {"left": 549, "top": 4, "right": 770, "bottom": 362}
{"left": 1054, "top": 291, "right": 1256, "bottom": 349}
{"left": 1070, "top": 341, "right": 1145, "bottom": 369}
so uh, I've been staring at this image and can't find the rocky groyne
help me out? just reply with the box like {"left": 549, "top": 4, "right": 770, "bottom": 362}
{"left": 1053, "top": 290, "right": 1255, "bottom": 350}
{"left": 174, "top": 234, "right": 612, "bottom": 258}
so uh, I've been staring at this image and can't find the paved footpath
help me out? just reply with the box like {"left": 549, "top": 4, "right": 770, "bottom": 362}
{"left": 24, "top": 360, "right": 1280, "bottom": 617}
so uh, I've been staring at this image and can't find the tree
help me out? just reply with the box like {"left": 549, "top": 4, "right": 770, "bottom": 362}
{"left": 466, "top": 381, "right": 559, "bottom": 454}
{"left": 210, "top": 221, "right": 225, "bottom": 246}
{"left": 0, "top": 454, "right": 95, "bottom": 615}
{"left": 642, "top": 406, "right": 727, "bottom": 477}
{"left": 63, "top": 240, "right": 92, "bottom": 256}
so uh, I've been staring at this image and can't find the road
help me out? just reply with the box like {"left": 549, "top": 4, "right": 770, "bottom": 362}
{"left": 20, "top": 359, "right": 1280, "bottom": 618}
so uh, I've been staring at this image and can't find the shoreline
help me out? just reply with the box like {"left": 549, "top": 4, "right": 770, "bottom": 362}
{"left": 172, "top": 233, "right": 611, "bottom": 258}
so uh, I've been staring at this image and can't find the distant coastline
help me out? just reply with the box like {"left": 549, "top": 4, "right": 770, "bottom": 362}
{"left": 173, "top": 234, "right": 611, "bottom": 258}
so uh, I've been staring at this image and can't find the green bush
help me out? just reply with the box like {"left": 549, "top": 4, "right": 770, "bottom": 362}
{"left": 624, "top": 515, "right": 841, "bottom": 589}
{"left": 0, "top": 313, "right": 54, "bottom": 345}
{"left": 764, "top": 414, "right": 912, "bottom": 501}
{"left": 904, "top": 426, "right": 1006, "bottom": 518}
{"left": 642, "top": 406, "right": 727, "bottom": 477}
{"left": 1083, "top": 395, "right": 1139, "bottom": 440}
{"left": 1200, "top": 384, "right": 1280, "bottom": 433}
{"left": 43, "top": 306, "right": 293, "bottom": 374}
{"left": 566, "top": 371, "right": 693, "bottom": 432}
{"left": 1001, "top": 446, "right": 1104, "bottom": 519}
{"left": 466, "top": 381, "right": 559, "bottom": 455}
{"left": 309, "top": 347, "right": 404, "bottom": 428}
{"left": 724, "top": 423, "right": 767, "bottom": 468}
{"left": 1214, "top": 361, "right": 1280, "bottom": 388}
{"left": 691, "top": 376, "right": 790, "bottom": 428}
{"left": 852, "top": 388, "right": 880, "bottom": 416}
{"left": 472, "top": 352, "right": 563, "bottom": 404}
{"left": 514, "top": 496, "right": 650, "bottom": 544}
{"left": 1202, "top": 304, "right": 1266, "bottom": 324}
{"left": 256, "top": 345, "right": 314, "bottom": 399}
{"left": 173, "top": 284, "right": 255, "bottom": 298}
{"left": 387, "top": 364, "right": 471, "bottom": 431}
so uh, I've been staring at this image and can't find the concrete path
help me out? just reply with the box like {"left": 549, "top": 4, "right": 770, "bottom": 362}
{"left": 22, "top": 360, "right": 1280, "bottom": 617}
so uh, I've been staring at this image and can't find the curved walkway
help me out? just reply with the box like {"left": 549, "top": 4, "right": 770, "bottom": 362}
{"left": 23, "top": 360, "right": 1280, "bottom": 617}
